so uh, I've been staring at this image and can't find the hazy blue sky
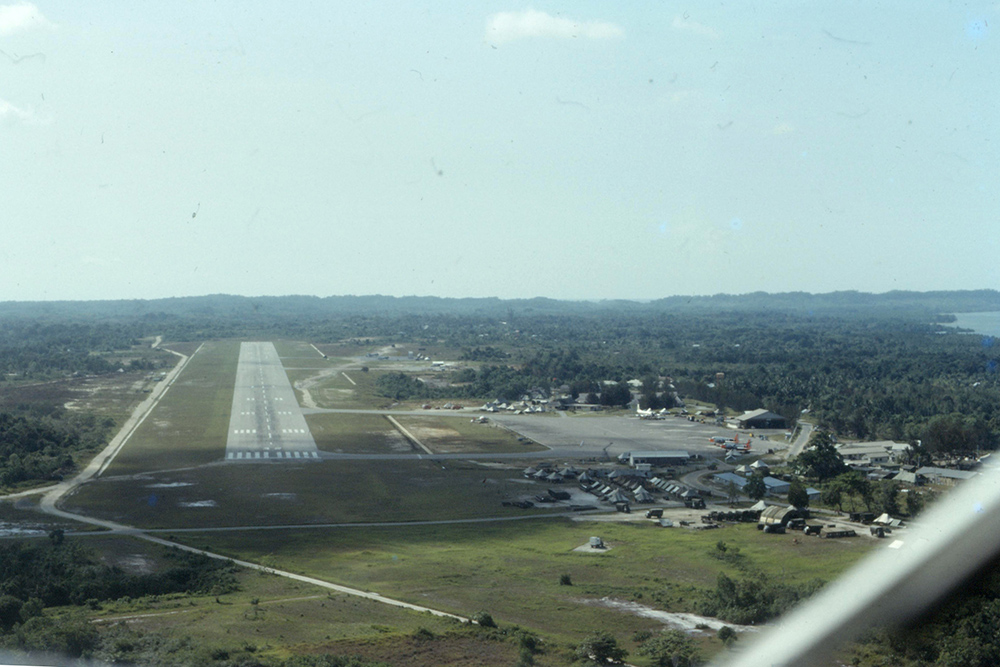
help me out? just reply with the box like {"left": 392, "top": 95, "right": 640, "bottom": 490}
{"left": 1, "top": 2, "right": 997, "bottom": 301}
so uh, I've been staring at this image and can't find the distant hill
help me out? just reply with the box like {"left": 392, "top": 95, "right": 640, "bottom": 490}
{"left": 0, "top": 290, "right": 996, "bottom": 322}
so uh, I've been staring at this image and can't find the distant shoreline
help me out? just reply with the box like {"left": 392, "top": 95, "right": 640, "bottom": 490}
{"left": 946, "top": 311, "right": 1000, "bottom": 337}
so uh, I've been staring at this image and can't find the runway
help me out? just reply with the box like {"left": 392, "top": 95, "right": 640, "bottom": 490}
{"left": 224, "top": 342, "right": 320, "bottom": 461}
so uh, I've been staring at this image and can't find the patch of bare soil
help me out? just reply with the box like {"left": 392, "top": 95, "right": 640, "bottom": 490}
{"left": 385, "top": 430, "right": 412, "bottom": 452}
{"left": 109, "top": 554, "right": 157, "bottom": 575}
{"left": 405, "top": 422, "right": 477, "bottom": 454}
{"left": 294, "top": 359, "right": 359, "bottom": 409}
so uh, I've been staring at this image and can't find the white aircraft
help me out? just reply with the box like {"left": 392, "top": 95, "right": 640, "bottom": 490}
{"left": 636, "top": 404, "right": 667, "bottom": 420}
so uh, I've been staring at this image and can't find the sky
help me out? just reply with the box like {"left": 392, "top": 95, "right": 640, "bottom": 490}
{"left": 1, "top": 1, "right": 997, "bottom": 301}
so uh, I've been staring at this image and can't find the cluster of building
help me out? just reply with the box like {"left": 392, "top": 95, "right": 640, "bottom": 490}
{"left": 835, "top": 440, "right": 979, "bottom": 486}
{"left": 712, "top": 439, "right": 982, "bottom": 505}
{"left": 712, "top": 460, "right": 821, "bottom": 500}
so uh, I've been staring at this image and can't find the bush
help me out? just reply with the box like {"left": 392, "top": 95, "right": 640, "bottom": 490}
{"left": 637, "top": 630, "right": 700, "bottom": 667}
{"left": 559, "top": 573, "right": 572, "bottom": 586}
{"left": 575, "top": 631, "right": 627, "bottom": 664}
{"left": 472, "top": 610, "right": 497, "bottom": 628}
{"left": 632, "top": 629, "right": 653, "bottom": 643}
{"left": 412, "top": 627, "right": 435, "bottom": 640}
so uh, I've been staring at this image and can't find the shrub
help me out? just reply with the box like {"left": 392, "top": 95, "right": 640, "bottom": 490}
{"left": 575, "top": 631, "right": 627, "bottom": 663}
{"left": 472, "top": 610, "right": 497, "bottom": 628}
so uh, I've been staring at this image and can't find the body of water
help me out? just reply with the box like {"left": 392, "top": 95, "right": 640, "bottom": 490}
{"left": 948, "top": 312, "right": 1000, "bottom": 337}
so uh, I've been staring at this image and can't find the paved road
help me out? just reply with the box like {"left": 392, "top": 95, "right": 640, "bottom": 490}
{"left": 225, "top": 342, "right": 320, "bottom": 461}
{"left": 786, "top": 421, "right": 815, "bottom": 459}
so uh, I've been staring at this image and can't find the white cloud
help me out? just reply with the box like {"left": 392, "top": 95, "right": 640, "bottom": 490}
{"left": 486, "top": 9, "right": 623, "bottom": 45}
{"left": 0, "top": 2, "right": 52, "bottom": 36}
{"left": 671, "top": 15, "right": 719, "bottom": 40}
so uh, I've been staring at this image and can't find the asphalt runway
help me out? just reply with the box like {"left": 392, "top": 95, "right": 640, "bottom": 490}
{"left": 224, "top": 342, "right": 320, "bottom": 461}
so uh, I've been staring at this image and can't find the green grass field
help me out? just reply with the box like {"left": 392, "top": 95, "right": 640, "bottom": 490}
{"left": 307, "top": 413, "right": 414, "bottom": 454}
{"left": 67, "top": 459, "right": 544, "bottom": 529}
{"left": 176, "top": 518, "right": 874, "bottom": 658}
{"left": 101, "top": 340, "right": 239, "bottom": 476}
{"left": 288, "top": 365, "right": 390, "bottom": 410}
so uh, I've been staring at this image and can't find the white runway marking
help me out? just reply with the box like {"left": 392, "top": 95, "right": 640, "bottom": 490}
{"left": 224, "top": 342, "right": 320, "bottom": 462}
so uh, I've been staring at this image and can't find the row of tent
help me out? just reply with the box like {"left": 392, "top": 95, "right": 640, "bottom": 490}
{"left": 524, "top": 466, "right": 689, "bottom": 505}
{"left": 523, "top": 466, "right": 588, "bottom": 483}
{"left": 580, "top": 480, "right": 655, "bottom": 504}
{"left": 649, "top": 476, "right": 699, "bottom": 500}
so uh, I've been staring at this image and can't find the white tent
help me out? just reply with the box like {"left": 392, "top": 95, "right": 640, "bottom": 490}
{"left": 633, "top": 487, "right": 654, "bottom": 503}
{"left": 608, "top": 489, "right": 631, "bottom": 503}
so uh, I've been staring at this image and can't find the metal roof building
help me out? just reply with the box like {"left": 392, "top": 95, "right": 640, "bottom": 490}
{"left": 627, "top": 451, "right": 690, "bottom": 466}
{"left": 737, "top": 409, "right": 787, "bottom": 429}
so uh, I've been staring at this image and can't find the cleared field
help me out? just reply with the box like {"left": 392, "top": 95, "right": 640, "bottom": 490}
{"left": 307, "top": 413, "right": 414, "bottom": 454}
{"left": 66, "top": 460, "right": 540, "bottom": 529}
{"left": 290, "top": 366, "right": 390, "bottom": 410}
{"left": 179, "top": 519, "right": 875, "bottom": 654}
{"left": 65, "top": 534, "right": 473, "bottom": 666}
{"left": 396, "top": 415, "right": 546, "bottom": 454}
{"left": 272, "top": 340, "right": 322, "bottom": 359}
{"left": 0, "top": 370, "right": 156, "bottom": 426}
{"left": 102, "top": 341, "right": 239, "bottom": 476}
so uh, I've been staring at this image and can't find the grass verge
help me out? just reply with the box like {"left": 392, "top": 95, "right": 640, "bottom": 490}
{"left": 101, "top": 341, "right": 239, "bottom": 476}
{"left": 66, "top": 460, "right": 540, "bottom": 529}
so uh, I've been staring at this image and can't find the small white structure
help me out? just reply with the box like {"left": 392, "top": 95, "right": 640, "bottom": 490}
{"left": 589, "top": 536, "right": 605, "bottom": 549}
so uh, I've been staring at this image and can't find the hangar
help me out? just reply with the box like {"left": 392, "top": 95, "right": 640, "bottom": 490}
{"left": 737, "top": 409, "right": 787, "bottom": 429}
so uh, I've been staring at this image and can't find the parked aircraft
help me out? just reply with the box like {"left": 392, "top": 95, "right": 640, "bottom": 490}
{"left": 710, "top": 434, "right": 752, "bottom": 452}
{"left": 636, "top": 404, "right": 667, "bottom": 420}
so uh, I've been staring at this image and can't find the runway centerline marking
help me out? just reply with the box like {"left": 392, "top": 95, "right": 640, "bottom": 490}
{"left": 224, "top": 342, "right": 319, "bottom": 462}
